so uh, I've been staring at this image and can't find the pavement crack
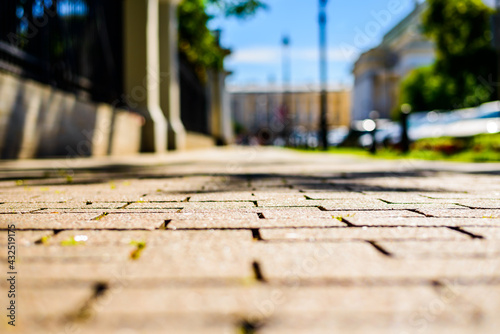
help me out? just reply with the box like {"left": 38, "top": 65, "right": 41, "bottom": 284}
{"left": 29, "top": 208, "right": 46, "bottom": 213}
{"left": 408, "top": 208, "right": 437, "bottom": 217}
{"left": 378, "top": 199, "right": 393, "bottom": 204}
{"left": 68, "top": 282, "right": 109, "bottom": 323}
{"left": 456, "top": 204, "right": 476, "bottom": 209}
{"left": 335, "top": 216, "right": 357, "bottom": 227}
{"left": 447, "top": 226, "right": 484, "bottom": 239}
{"left": 92, "top": 212, "right": 109, "bottom": 221}
{"left": 118, "top": 202, "right": 134, "bottom": 209}
{"left": 158, "top": 220, "right": 172, "bottom": 230}
{"left": 252, "top": 261, "right": 267, "bottom": 283}
{"left": 237, "top": 318, "right": 265, "bottom": 334}
{"left": 251, "top": 228, "right": 263, "bottom": 241}
{"left": 366, "top": 240, "right": 393, "bottom": 257}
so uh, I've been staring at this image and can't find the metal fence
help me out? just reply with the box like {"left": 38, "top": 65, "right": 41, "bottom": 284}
{"left": 0, "top": 0, "right": 123, "bottom": 104}
{"left": 180, "top": 55, "right": 209, "bottom": 134}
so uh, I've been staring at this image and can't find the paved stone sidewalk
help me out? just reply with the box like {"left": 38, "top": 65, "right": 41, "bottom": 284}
{"left": 1, "top": 147, "right": 500, "bottom": 333}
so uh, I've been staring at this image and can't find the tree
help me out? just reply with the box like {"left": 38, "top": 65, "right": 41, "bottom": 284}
{"left": 178, "top": 0, "right": 267, "bottom": 80}
{"left": 398, "top": 0, "right": 497, "bottom": 112}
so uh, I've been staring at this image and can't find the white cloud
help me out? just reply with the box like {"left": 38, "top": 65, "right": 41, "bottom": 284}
{"left": 228, "top": 47, "right": 281, "bottom": 64}
{"left": 227, "top": 46, "right": 360, "bottom": 65}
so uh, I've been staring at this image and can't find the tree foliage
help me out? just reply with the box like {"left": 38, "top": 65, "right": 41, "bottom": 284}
{"left": 178, "top": 0, "right": 267, "bottom": 80}
{"left": 399, "top": 0, "right": 497, "bottom": 112}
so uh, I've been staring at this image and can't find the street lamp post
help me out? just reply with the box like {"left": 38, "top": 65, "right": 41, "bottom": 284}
{"left": 318, "top": 0, "right": 328, "bottom": 150}
{"left": 282, "top": 35, "right": 292, "bottom": 145}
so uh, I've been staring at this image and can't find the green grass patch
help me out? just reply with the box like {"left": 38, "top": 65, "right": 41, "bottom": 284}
{"left": 293, "top": 133, "right": 500, "bottom": 162}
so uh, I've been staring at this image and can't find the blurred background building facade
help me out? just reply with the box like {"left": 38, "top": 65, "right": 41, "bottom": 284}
{"left": 230, "top": 85, "right": 350, "bottom": 145}
{"left": 351, "top": 2, "right": 435, "bottom": 121}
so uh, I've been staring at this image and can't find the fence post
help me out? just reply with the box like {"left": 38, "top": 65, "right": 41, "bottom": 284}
{"left": 400, "top": 104, "right": 412, "bottom": 154}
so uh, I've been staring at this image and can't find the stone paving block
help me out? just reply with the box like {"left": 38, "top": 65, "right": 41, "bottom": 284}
{"left": 259, "top": 227, "right": 468, "bottom": 241}
{"left": 0, "top": 212, "right": 165, "bottom": 230}
{"left": 137, "top": 193, "right": 189, "bottom": 202}
{"left": 260, "top": 312, "right": 500, "bottom": 334}
{"left": 49, "top": 229, "right": 252, "bottom": 246}
{"left": 94, "top": 286, "right": 437, "bottom": 316}
{"left": 13, "top": 257, "right": 252, "bottom": 282}
{"left": 180, "top": 201, "right": 258, "bottom": 210}
{"left": 1, "top": 186, "right": 150, "bottom": 202}
{"left": 251, "top": 192, "right": 309, "bottom": 200}
{"left": 363, "top": 192, "right": 460, "bottom": 203}
{"left": 252, "top": 192, "right": 306, "bottom": 200}
{"left": 41, "top": 208, "right": 181, "bottom": 214}
{"left": 3, "top": 244, "right": 133, "bottom": 263}
{"left": 167, "top": 218, "right": 346, "bottom": 229}
{"left": 379, "top": 240, "right": 500, "bottom": 258}
{"left": 302, "top": 192, "right": 371, "bottom": 200}
{"left": 25, "top": 201, "right": 130, "bottom": 209}
{"left": 345, "top": 203, "right": 465, "bottom": 210}
{"left": 257, "top": 208, "right": 335, "bottom": 219}
{"left": 415, "top": 208, "right": 500, "bottom": 218}
{"left": 255, "top": 243, "right": 500, "bottom": 281}
{"left": 74, "top": 315, "right": 236, "bottom": 334}
{"left": 0, "top": 203, "right": 45, "bottom": 213}
{"left": 451, "top": 286, "right": 500, "bottom": 313}
{"left": 124, "top": 202, "right": 185, "bottom": 209}
{"left": 0, "top": 287, "right": 91, "bottom": 318}
{"left": 12, "top": 232, "right": 254, "bottom": 281}
{"left": 420, "top": 192, "right": 500, "bottom": 199}
{"left": 258, "top": 198, "right": 388, "bottom": 209}
{"left": 0, "top": 213, "right": 99, "bottom": 229}
{"left": 326, "top": 210, "right": 423, "bottom": 218}
{"left": 344, "top": 216, "right": 500, "bottom": 227}
{"left": 163, "top": 211, "right": 260, "bottom": 221}
{"left": 189, "top": 192, "right": 257, "bottom": 201}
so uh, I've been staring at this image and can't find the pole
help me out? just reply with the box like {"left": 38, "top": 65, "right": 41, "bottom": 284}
{"left": 400, "top": 104, "right": 411, "bottom": 154}
{"left": 282, "top": 35, "right": 291, "bottom": 145}
{"left": 319, "top": 0, "right": 328, "bottom": 150}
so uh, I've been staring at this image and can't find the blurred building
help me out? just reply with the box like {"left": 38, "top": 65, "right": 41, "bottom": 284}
{"left": 351, "top": 2, "right": 435, "bottom": 121}
{"left": 0, "top": 0, "right": 230, "bottom": 159}
{"left": 230, "top": 85, "right": 351, "bottom": 140}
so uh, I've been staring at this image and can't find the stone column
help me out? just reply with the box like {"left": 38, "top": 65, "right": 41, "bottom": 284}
{"left": 208, "top": 70, "right": 222, "bottom": 145}
{"left": 159, "top": 0, "right": 186, "bottom": 150}
{"left": 208, "top": 69, "right": 234, "bottom": 145}
{"left": 123, "top": 0, "right": 167, "bottom": 153}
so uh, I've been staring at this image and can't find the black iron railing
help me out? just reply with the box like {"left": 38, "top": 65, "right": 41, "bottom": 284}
{"left": 180, "top": 55, "right": 209, "bottom": 134}
{"left": 0, "top": 0, "right": 123, "bottom": 104}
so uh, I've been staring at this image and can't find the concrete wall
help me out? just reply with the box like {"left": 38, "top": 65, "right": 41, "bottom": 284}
{"left": 0, "top": 71, "right": 143, "bottom": 159}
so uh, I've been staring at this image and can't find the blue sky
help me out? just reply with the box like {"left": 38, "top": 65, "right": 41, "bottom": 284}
{"left": 209, "top": 0, "right": 495, "bottom": 88}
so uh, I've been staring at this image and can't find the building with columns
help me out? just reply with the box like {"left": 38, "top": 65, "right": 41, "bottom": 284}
{"left": 351, "top": 2, "right": 435, "bottom": 121}
{"left": 0, "top": 0, "right": 230, "bottom": 159}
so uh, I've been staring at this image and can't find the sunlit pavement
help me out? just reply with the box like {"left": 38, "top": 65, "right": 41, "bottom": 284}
{"left": 1, "top": 146, "right": 500, "bottom": 333}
